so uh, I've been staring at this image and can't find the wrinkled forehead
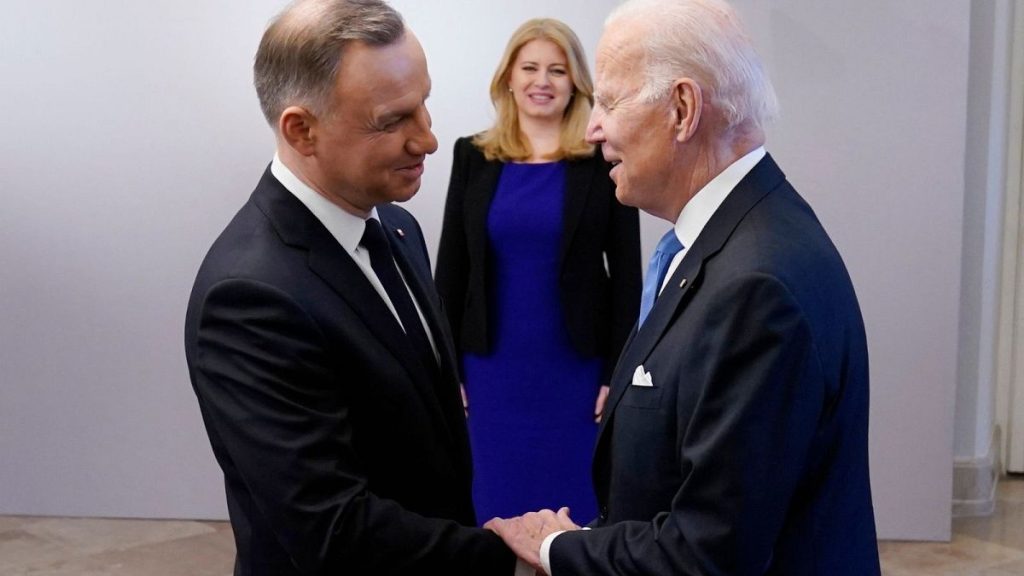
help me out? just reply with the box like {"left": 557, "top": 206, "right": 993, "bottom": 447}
{"left": 595, "top": 24, "right": 645, "bottom": 89}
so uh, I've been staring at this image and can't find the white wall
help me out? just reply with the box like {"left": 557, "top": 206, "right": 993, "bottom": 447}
{"left": 0, "top": 0, "right": 619, "bottom": 522}
{"left": 0, "top": 0, "right": 971, "bottom": 541}
{"left": 734, "top": 1, "right": 969, "bottom": 540}
{"left": 956, "top": 0, "right": 1012, "bottom": 464}
{"left": 995, "top": 0, "right": 1024, "bottom": 475}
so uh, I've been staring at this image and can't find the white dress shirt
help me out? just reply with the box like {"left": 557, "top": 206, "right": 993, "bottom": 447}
{"left": 661, "top": 145, "right": 766, "bottom": 293}
{"left": 270, "top": 155, "right": 438, "bottom": 358}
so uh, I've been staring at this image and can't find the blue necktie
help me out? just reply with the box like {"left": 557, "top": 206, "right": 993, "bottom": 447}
{"left": 638, "top": 229, "right": 684, "bottom": 327}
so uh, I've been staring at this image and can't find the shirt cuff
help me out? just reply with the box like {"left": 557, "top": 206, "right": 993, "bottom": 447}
{"left": 540, "top": 530, "right": 565, "bottom": 575}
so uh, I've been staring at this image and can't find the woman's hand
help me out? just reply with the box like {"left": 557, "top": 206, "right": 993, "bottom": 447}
{"left": 594, "top": 385, "right": 609, "bottom": 423}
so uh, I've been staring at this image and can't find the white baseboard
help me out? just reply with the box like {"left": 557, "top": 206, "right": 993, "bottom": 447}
{"left": 952, "top": 429, "right": 1000, "bottom": 518}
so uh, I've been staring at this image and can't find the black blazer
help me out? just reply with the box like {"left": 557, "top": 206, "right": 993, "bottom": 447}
{"left": 550, "top": 155, "right": 881, "bottom": 575}
{"left": 434, "top": 136, "right": 641, "bottom": 383}
{"left": 184, "top": 168, "right": 513, "bottom": 575}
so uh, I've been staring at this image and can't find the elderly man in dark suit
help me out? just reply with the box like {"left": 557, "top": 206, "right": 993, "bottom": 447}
{"left": 184, "top": 1, "right": 515, "bottom": 574}
{"left": 486, "top": 0, "right": 882, "bottom": 574}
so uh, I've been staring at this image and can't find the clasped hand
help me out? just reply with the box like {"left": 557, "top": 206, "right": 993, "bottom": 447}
{"left": 484, "top": 507, "right": 580, "bottom": 574}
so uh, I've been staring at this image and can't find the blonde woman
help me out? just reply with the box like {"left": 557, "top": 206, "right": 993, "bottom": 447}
{"left": 435, "top": 18, "right": 641, "bottom": 523}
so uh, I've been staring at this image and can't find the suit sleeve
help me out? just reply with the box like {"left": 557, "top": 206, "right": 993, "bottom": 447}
{"left": 192, "top": 278, "right": 512, "bottom": 575}
{"left": 434, "top": 137, "right": 472, "bottom": 371}
{"left": 550, "top": 274, "right": 825, "bottom": 575}
{"left": 600, "top": 159, "right": 641, "bottom": 384}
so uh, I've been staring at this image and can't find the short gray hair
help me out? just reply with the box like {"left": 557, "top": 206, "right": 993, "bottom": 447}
{"left": 253, "top": 0, "right": 405, "bottom": 126}
{"left": 608, "top": 0, "right": 779, "bottom": 130}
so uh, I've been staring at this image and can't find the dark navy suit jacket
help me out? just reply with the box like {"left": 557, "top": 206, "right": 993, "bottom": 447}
{"left": 184, "top": 168, "right": 512, "bottom": 575}
{"left": 550, "top": 155, "right": 880, "bottom": 575}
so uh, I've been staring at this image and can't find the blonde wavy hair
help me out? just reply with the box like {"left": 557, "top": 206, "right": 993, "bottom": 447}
{"left": 473, "top": 18, "right": 595, "bottom": 162}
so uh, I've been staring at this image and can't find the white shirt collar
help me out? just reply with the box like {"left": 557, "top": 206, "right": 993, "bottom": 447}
{"left": 655, "top": 146, "right": 766, "bottom": 295}
{"left": 673, "top": 146, "right": 766, "bottom": 250}
{"left": 270, "top": 153, "right": 377, "bottom": 255}
{"left": 269, "top": 155, "right": 438, "bottom": 355}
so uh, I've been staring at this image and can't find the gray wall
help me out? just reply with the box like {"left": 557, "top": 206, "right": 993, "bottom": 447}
{"left": 0, "top": 0, "right": 973, "bottom": 541}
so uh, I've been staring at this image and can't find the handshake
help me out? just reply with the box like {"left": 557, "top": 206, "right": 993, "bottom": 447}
{"left": 485, "top": 507, "right": 581, "bottom": 575}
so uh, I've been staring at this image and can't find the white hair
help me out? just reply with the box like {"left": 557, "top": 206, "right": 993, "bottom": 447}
{"left": 607, "top": 0, "right": 779, "bottom": 130}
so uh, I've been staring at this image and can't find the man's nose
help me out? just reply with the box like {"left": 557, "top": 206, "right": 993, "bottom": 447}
{"left": 585, "top": 108, "right": 604, "bottom": 144}
{"left": 408, "top": 107, "right": 438, "bottom": 156}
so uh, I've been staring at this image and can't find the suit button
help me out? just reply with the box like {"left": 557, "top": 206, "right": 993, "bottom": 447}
{"left": 599, "top": 506, "right": 608, "bottom": 522}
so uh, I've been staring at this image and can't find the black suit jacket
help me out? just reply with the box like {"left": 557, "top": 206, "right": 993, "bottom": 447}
{"left": 434, "top": 136, "right": 641, "bottom": 383}
{"left": 184, "top": 168, "right": 513, "bottom": 575}
{"left": 550, "top": 155, "right": 880, "bottom": 575}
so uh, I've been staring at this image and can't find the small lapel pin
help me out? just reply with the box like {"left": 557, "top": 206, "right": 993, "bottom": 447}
{"left": 679, "top": 277, "right": 688, "bottom": 288}
{"left": 395, "top": 228, "right": 405, "bottom": 238}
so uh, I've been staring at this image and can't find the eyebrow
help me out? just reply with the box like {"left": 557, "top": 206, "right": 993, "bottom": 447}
{"left": 379, "top": 92, "right": 430, "bottom": 122}
{"left": 519, "top": 60, "right": 567, "bottom": 67}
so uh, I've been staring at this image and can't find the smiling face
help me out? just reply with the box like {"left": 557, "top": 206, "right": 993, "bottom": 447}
{"left": 587, "top": 23, "right": 679, "bottom": 220}
{"left": 508, "top": 38, "right": 574, "bottom": 125}
{"left": 307, "top": 32, "right": 438, "bottom": 214}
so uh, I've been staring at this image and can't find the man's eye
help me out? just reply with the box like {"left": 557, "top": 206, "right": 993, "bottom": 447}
{"left": 379, "top": 118, "right": 401, "bottom": 132}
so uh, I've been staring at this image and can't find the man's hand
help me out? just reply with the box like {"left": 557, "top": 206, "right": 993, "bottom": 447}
{"left": 484, "top": 507, "right": 579, "bottom": 573}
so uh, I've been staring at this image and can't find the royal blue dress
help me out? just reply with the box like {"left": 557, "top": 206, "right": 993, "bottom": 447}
{"left": 462, "top": 161, "right": 601, "bottom": 523}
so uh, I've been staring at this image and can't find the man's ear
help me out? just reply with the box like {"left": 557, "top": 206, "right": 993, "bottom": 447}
{"left": 672, "top": 78, "right": 702, "bottom": 143}
{"left": 279, "top": 106, "right": 317, "bottom": 156}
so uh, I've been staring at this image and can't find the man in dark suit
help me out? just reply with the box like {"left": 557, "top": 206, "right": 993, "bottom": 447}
{"left": 183, "top": 1, "right": 514, "bottom": 574}
{"left": 486, "top": 0, "right": 882, "bottom": 574}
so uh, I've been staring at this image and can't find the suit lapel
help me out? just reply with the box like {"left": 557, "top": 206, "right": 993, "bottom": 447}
{"left": 598, "top": 256, "right": 703, "bottom": 431}
{"left": 305, "top": 239, "right": 427, "bottom": 387}
{"left": 384, "top": 219, "right": 468, "bottom": 450}
{"left": 465, "top": 159, "right": 503, "bottom": 267}
{"left": 594, "top": 154, "right": 787, "bottom": 445}
{"left": 251, "top": 171, "right": 455, "bottom": 446}
{"left": 558, "top": 157, "right": 594, "bottom": 266}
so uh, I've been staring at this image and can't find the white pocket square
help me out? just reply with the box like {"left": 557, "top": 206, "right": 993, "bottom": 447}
{"left": 631, "top": 365, "right": 654, "bottom": 387}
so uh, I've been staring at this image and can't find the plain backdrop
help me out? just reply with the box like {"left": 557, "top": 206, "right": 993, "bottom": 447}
{"left": 0, "top": 0, "right": 968, "bottom": 540}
